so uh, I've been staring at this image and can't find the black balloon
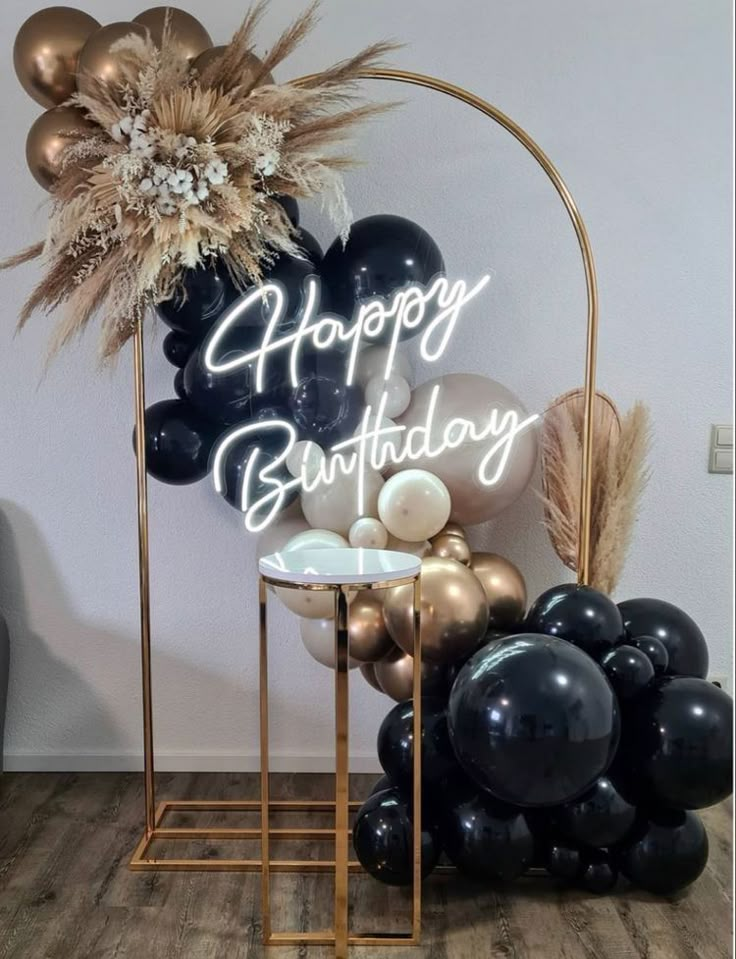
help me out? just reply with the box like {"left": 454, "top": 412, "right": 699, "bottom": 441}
{"left": 619, "top": 598, "right": 709, "bottom": 678}
{"left": 275, "top": 193, "right": 300, "bottom": 227}
{"left": 286, "top": 350, "right": 362, "bottom": 445}
{"left": 439, "top": 789, "right": 534, "bottom": 881}
{"left": 624, "top": 676, "right": 733, "bottom": 809}
{"left": 617, "top": 809, "right": 708, "bottom": 895}
{"left": 352, "top": 788, "right": 439, "bottom": 886}
{"left": 322, "top": 214, "right": 445, "bottom": 333}
{"left": 629, "top": 634, "right": 669, "bottom": 675}
{"left": 579, "top": 852, "right": 618, "bottom": 894}
{"left": 377, "top": 698, "right": 460, "bottom": 793}
{"left": 601, "top": 645, "right": 655, "bottom": 699}
{"left": 156, "top": 263, "right": 237, "bottom": 338}
{"left": 182, "top": 345, "right": 281, "bottom": 425}
{"left": 552, "top": 776, "right": 636, "bottom": 848}
{"left": 218, "top": 426, "right": 298, "bottom": 517}
{"left": 546, "top": 843, "right": 583, "bottom": 881}
{"left": 163, "top": 330, "right": 195, "bottom": 368}
{"left": 526, "top": 584, "right": 625, "bottom": 659}
{"left": 134, "top": 399, "right": 215, "bottom": 485}
{"left": 173, "top": 368, "right": 186, "bottom": 400}
{"left": 297, "top": 228, "right": 323, "bottom": 264}
{"left": 448, "top": 634, "right": 620, "bottom": 807}
{"left": 369, "top": 774, "right": 392, "bottom": 797}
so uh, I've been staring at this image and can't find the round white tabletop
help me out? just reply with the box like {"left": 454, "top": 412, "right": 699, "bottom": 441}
{"left": 258, "top": 548, "right": 421, "bottom": 586}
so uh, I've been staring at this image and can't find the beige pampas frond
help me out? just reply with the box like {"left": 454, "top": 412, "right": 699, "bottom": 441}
{"left": 1, "top": 0, "right": 398, "bottom": 363}
{"left": 540, "top": 389, "right": 650, "bottom": 593}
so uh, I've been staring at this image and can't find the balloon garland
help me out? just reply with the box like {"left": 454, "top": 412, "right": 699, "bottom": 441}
{"left": 5, "top": 2, "right": 732, "bottom": 902}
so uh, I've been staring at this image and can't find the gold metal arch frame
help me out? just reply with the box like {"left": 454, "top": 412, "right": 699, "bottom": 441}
{"left": 128, "top": 68, "right": 599, "bottom": 955}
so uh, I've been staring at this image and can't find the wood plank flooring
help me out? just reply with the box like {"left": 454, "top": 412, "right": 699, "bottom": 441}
{"left": 0, "top": 772, "right": 732, "bottom": 958}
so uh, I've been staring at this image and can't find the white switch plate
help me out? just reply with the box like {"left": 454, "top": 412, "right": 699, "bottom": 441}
{"left": 709, "top": 424, "right": 734, "bottom": 474}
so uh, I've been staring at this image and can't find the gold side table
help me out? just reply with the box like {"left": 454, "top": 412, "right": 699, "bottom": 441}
{"left": 258, "top": 547, "right": 423, "bottom": 958}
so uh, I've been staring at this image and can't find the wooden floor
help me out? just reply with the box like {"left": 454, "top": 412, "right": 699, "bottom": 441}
{"left": 0, "top": 773, "right": 732, "bottom": 959}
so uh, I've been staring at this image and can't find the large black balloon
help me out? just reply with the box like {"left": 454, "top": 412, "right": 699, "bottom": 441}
{"left": 448, "top": 634, "right": 620, "bottom": 807}
{"left": 275, "top": 194, "right": 300, "bottom": 227}
{"left": 619, "top": 598, "right": 709, "bottom": 678}
{"left": 438, "top": 789, "right": 534, "bottom": 881}
{"left": 182, "top": 346, "right": 282, "bottom": 425}
{"left": 135, "top": 399, "right": 215, "bottom": 485}
{"left": 352, "top": 788, "right": 440, "bottom": 886}
{"left": 377, "top": 698, "right": 461, "bottom": 793}
{"left": 163, "top": 330, "right": 196, "bottom": 368}
{"left": 286, "top": 350, "right": 362, "bottom": 445}
{"left": 322, "top": 215, "right": 444, "bottom": 333}
{"left": 173, "top": 368, "right": 186, "bottom": 400}
{"left": 526, "top": 584, "right": 625, "bottom": 659}
{"left": 157, "top": 263, "right": 238, "bottom": 338}
{"left": 552, "top": 776, "right": 636, "bottom": 848}
{"left": 218, "top": 425, "right": 298, "bottom": 518}
{"left": 623, "top": 676, "right": 733, "bottom": 809}
{"left": 617, "top": 809, "right": 708, "bottom": 895}
{"left": 297, "top": 228, "right": 323, "bottom": 265}
{"left": 601, "top": 645, "right": 655, "bottom": 699}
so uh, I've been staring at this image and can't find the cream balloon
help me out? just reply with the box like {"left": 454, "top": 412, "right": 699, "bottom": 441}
{"left": 364, "top": 373, "right": 411, "bottom": 418}
{"left": 378, "top": 469, "right": 451, "bottom": 542}
{"left": 355, "top": 345, "right": 412, "bottom": 388}
{"left": 286, "top": 440, "right": 324, "bottom": 482}
{"left": 348, "top": 518, "right": 388, "bottom": 549}
{"left": 275, "top": 529, "right": 349, "bottom": 619}
{"left": 396, "top": 373, "right": 538, "bottom": 525}
{"left": 300, "top": 617, "right": 360, "bottom": 670}
{"left": 301, "top": 465, "right": 384, "bottom": 537}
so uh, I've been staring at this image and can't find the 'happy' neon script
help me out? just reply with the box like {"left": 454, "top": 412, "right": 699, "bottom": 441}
{"left": 206, "top": 273, "right": 540, "bottom": 532}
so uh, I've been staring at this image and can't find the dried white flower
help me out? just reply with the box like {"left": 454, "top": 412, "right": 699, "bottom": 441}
{"left": 204, "top": 159, "right": 228, "bottom": 185}
{"left": 140, "top": 177, "right": 154, "bottom": 193}
{"left": 255, "top": 150, "right": 279, "bottom": 176}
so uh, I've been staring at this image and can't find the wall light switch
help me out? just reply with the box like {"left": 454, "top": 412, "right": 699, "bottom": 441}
{"left": 709, "top": 424, "right": 734, "bottom": 474}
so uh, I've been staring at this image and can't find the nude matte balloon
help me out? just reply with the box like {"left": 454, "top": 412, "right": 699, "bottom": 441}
{"left": 133, "top": 7, "right": 212, "bottom": 59}
{"left": 469, "top": 552, "right": 527, "bottom": 630}
{"left": 396, "top": 373, "right": 538, "bottom": 525}
{"left": 349, "top": 518, "right": 388, "bottom": 549}
{"left": 355, "top": 345, "right": 412, "bottom": 388}
{"left": 300, "top": 617, "right": 360, "bottom": 670}
{"left": 347, "top": 592, "right": 394, "bottom": 662}
{"left": 378, "top": 469, "right": 451, "bottom": 542}
{"left": 14, "top": 7, "right": 100, "bottom": 108}
{"left": 275, "top": 529, "right": 349, "bottom": 619}
{"left": 301, "top": 467, "right": 384, "bottom": 537}
{"left": 374, "top": 647, "right": 448, "bottom": 702}
{"left": 364, "top": 373, "right": 411, "bottom": 418}
{"left": 77, "top": 22, "right": 148, "bottom": 98}
{"left": 383, "top": 557, "right": 489, "bottom": 663}
{"left": 26, "top": 106, "right": 96, "bottom": 191}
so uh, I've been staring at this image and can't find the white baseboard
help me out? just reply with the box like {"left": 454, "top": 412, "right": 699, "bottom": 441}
{"left": 2, "top": 752, "right": 383, "bottom": 774}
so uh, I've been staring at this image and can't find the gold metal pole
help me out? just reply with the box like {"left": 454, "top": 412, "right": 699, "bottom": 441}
{"left": 334, "top": 586, "right": 350, "bottom": 958}
{"left": 132, "top": 326, "right": 155, "bottom": 836}
{"left": 411, "top": 573, "right": 422, "bottom": 942}
{"left": 258, "top": 575, "right": 271, "bottom": 943}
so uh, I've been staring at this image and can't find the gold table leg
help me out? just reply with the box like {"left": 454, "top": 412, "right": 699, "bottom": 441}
{"left": 259, "top": 575, "right": 271, "bottom": 942}
{"left": 334, "top": 586, "right": 350, "bottom": 959}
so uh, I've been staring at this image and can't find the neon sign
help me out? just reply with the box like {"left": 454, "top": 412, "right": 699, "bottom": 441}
{"left": 207, "top": 274, "right": 540, "bottom": 532}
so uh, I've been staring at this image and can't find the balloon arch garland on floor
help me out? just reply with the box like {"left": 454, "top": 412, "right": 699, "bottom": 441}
{"left": 4, "top": 1, "right": 733, "bottom": 903}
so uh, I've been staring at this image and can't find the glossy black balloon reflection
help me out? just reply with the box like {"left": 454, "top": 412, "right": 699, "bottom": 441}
{"left": 286, "top": 351, "right": 362, "bottom": 445}
{"left": 526, "top": 584, "right": 625, "bottom": 659}
{"left": 156, "top": 263, "right": 237, "bottom": 338}
{"left": 629, "top": 635, "right": 669, "bottom": 675}
{"left": 601, "top": 645, "right": 655, "bottom": 699}
{"left": 352, "top": 788, "right": 439, "bottom": 886}
{"left": 438, "top": 789, "right": 534, "bottom": 881}
{"left": 218, "top": 427, "right": 298, "bottom": 517}
{"left": 322, "top": 215, "right": 444, "bottom": 334}
{"left": 163, "top": 330, "right": 195, "bottom": 368}
{"left": 624, "top": 676, "right": 733, "bottom": 809}
{"left": 182, "top": 346, "right": 282, "bottom": 425}
{"left": 377, "top": 698, "right": 461, "bottom": 793}
{"left": 552, "top": 776, "right": 636, "bottom": 848}
{"left": 617, "top": 809, "right": 708, "bottom": 895}
{"left": 619, "top": 598, "right": 709, "bottom": 678}
{"left": 448, "top": 635, "right": 620, "bottom": 807}
{"left": 135, "top": 399, "right": 215, "bottom": 485}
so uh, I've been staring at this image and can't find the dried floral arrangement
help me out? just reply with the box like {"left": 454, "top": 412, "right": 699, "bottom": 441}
{"left": 540, "top": 388, "right": 651, "bottom": 594}
{"left": 2, "top": 1, "right": 394, "bottom": 360}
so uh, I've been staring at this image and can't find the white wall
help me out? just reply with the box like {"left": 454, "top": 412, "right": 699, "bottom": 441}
{"left": 0, "top": 0, "right": 732, "bottom": 771}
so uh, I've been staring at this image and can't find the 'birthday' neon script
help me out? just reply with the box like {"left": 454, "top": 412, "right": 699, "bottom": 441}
{"left": 206, "top": 274, "right": 540, "bottom": 532}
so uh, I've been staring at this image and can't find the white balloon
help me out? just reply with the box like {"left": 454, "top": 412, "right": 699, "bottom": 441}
{"left": 300, "top": 617, "right": 360, "bottom": 669}
{"left": 275, "top": 529, "right": 350, "bottom": 618}
{"left": 301, "top": 465, "right": 384, "bottom": 536}
{"left": 364, "top": 373, "right": 411, "bottom": 418}
{"left": 286, "top": 440, "right": 325, "bottom": 482}
{"left": 378, "top": 469, "right": 451, "bottom": 542}
{"left": 355, "top": 345, "right": 412, "bottom": 388}
{"left": 386, "top": 534, "right": 432, "bottom": 558}
{"left": 349, "top": 517, "right": 389, "bottom": 549}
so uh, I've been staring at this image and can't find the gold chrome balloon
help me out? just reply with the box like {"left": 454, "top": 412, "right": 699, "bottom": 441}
{"left": 133, "top": 7, "right": 212, "bottom": 60}
{"left": 431, "top": 533, "right": 472, "bottom": 566}
{"left": 26, "top": 106, "right": 95, "bottom": 192}
{"left": 77, "top": 22, "right": 148, "bottom": 99}
{"left": 192, "top": 45, "right": 275, "bottom": 85}
{"left": 430, "top": 522, "right": 466, "bottom": 541}
{"left": 469, "top": 551, "right": 527, "bottom": 630}
{"left": 13, "top": 7, "right": 100, "bottom": 108}
{"left": 383, "top": 557, "right": 489, "bottom": 664}
{"left": 359, "top": 662, "right": 383, "bottom": 693}
{"left": 347, "top": 592, "right": 393, "bottom": 663}
{"left": 374, "top": 647, "right": 447, "bottom": 702}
